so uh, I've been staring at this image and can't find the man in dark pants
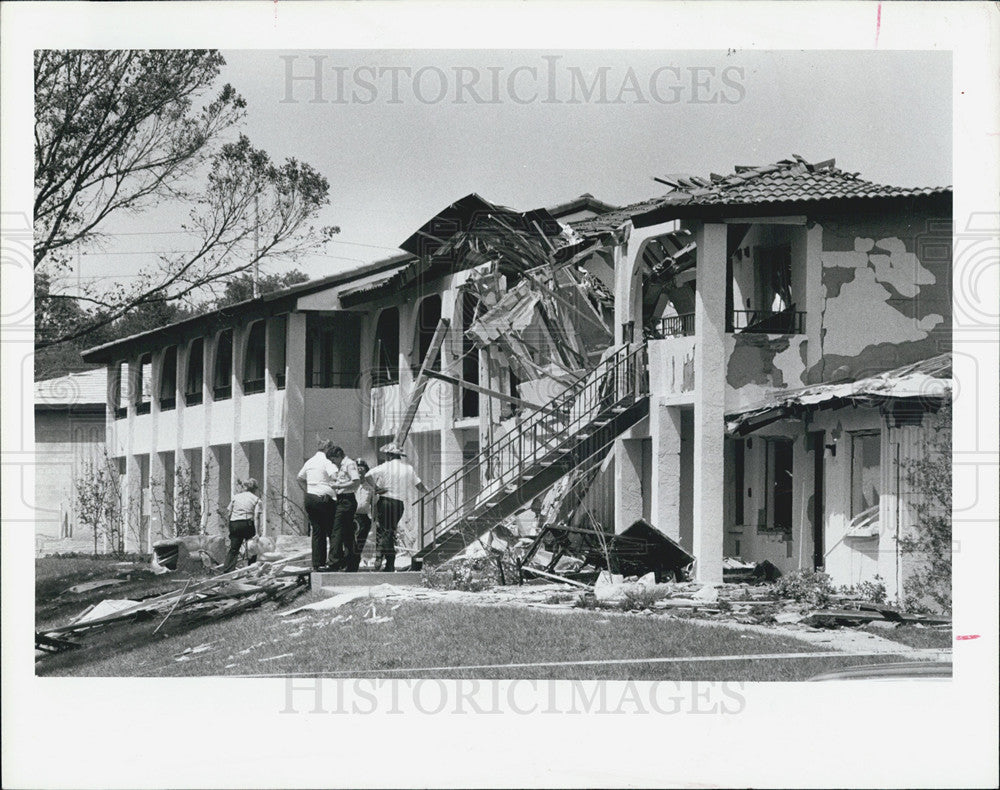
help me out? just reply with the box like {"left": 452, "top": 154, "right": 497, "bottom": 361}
{"left": 366, "top": 442, "right": 427, "bottom": 572}
{"left": 327, "top": 446, "right": 359, "bottom": 570}
{"left": 297, "top": 439, "right": 340, "bottom": 570}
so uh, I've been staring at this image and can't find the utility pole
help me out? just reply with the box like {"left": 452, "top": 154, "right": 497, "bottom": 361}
{"left": 252, "top": 193, "right": 260, "bottom": 298}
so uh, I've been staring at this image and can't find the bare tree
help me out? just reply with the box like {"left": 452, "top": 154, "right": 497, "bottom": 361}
{"left": 34, "top": 50, "right": 338, "bottom": 350}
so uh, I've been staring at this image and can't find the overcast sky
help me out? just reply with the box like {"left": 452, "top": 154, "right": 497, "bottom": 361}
{"left": 80, "top": 49, "right": 951, "bottom": 290}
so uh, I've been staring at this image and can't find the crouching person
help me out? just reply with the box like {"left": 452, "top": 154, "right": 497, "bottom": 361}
{"left": 223, "top": 478, "right": 262, "bottom": 573}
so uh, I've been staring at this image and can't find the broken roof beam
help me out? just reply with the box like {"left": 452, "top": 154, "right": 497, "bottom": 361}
{"left": 422, "top": 368, "right": 562, "bottom": 417}
{"left": 393, "top": 318, "right": 450, "bottom": 447}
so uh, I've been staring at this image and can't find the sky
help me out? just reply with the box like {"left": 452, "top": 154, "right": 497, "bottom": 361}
{"left": 79, "top": 49, "right": 952, "bottom": 291}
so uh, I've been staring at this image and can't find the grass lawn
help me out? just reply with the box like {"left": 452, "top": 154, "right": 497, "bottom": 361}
{"left": 861, "top": 624, "right": 952, "bottom": 650}
{"left": 39, "top": 595, "right": 918, "bottom": 681}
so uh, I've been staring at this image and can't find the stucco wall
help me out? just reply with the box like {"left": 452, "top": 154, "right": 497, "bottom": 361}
{"left": 648, "top": 337, "right": 696, "bottom": 398}
{"left": 304, "top": 388, "right": 365, "bottom": 459}
{"left": 724, "top": 333, "right": 807, "bottom": 411}
{"left": 809, "top": 210, "right": 951, "bottom": 384}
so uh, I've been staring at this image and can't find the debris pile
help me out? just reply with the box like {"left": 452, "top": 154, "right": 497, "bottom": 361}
{"left": 35, "top": 552, "right": 312, "bottom": 656}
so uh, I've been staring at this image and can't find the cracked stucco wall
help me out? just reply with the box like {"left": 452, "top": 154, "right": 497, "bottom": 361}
{"left": 725, "top": 333, "right": 807, "bottom": 411}
{"left": 808, "top": 211, "right": 952, "bottom": 383}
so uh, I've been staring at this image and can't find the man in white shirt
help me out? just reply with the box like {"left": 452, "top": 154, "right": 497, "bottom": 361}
{"left": 297, "top": 439, "right": 340, "bottom": 570}
{"left": 326, "top": 446, "right": 360, "bottom": 570}
{"left": 366, "top": 442, "right": 428, "bottom": 572}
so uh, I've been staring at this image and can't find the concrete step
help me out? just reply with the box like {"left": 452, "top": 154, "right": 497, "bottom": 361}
{"left": 311, "top": 570, "right": 424, "bottom": 587}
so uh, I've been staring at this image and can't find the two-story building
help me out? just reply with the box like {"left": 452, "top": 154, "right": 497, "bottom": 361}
{"left": 80, "top": 158, "right": 951, "bottom": 601}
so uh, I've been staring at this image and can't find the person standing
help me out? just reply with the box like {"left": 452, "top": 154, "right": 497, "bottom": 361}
{"left": 222, "top": 478, "right": 262, "bottom": 573}
{"left": 347, "top": 459, "right": 377, "bottom": 572}
{"left": 297, "top": 438, "right": 339, "bottom": 571}
{"left": 366, "top": 442, "right": 428, "bottom": 572}
{"left": 327, "top": 446, "right": 359, "bottom": 570}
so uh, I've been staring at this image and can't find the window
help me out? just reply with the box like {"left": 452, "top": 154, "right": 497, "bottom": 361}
{"left": 114, "top": 362, "right": 128, "bottom": 419}
{"left": 372, "top": 307, "right": 399, "bottom": 386}
{"left": 306, "top": 313, "right": 361, "bottom": 388}
{"left": 272, "top": 315, "right": 287, "bottom": 389}
{"left": 411, "top": 295, "right": 442, "bottom": 376}
{"left": 764, "top": 437, "right": 793, "bottom": 534}
{"left": 850, "top": 431, "right": 881, "bottom": 517}
{"left": 460, "top": 292, "right": 480, "bottom": 417}
{"left": 185, "top": 339, "right": 204, "bottom": 405}
{"left": 213, "top": 330, "right": 233, "bottom": 400}
{"left": 135, "top": 354, "right": 152, "bottom": 414}
{"left": 728, "top": 238, "right": 804, "bottom": 334}
{"left": 159, "top": 346, "right": 177, "bottom": 410}
{"left": 243, "top": 321, "right": 266, "bottom": 394}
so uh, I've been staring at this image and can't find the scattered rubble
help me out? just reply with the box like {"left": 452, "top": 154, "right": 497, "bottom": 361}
{"left": 35, "top": 551, "right": 312, "bottom": 656}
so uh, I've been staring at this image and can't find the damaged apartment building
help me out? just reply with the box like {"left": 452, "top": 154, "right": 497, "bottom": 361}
{"left": 80, "top": 156, "right": 951, "bottom": 602}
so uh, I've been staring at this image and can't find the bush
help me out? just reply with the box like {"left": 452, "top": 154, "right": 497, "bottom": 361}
{"left": 421, "top": 552, "right": 519, "bottom": 592}
{"left": 899, "top": 406, "right": 951, "bottom": 614}
{"left": 839, "top": 575, "right": 888, "bottom": 605}
{"left": 618, "top": 586, "right": 669, "bottom": 612}
{"left": 773, "top": 570, "right": 836, "bottom": 606}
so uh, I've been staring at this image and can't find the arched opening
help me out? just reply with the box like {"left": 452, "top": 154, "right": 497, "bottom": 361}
{"left": 159, "top": 346, "right": 177, "bottom": 410}
{"left": 136, "top": 353, "right": 152, "bottom": 414}
{"left": 412, "top": 294, "right": 442, "bottom": 375}
{"left": 372, "top": 307, "right": 399, "bottom": 386}
{"left": 460, "top": 291, "right": 480, "bottom": 417}
{"left": 243, "top": 320, "right": 266, "bottom": 394}
{"left": 185, "top": 338, "right": 204, "bottom": 405}
{"left": 213, "top": 329, "right": 233, "bottom": 400}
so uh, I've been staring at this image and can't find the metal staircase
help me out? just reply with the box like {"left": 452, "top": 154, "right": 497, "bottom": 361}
{"left": 414, "top": 343, "right": 649, "bottom": 565}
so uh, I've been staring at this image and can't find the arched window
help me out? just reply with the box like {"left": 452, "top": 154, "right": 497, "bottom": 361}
{"left": 243, "top": 321, "right": 266, "bottom": 394}
{"left": 159, "top": 346, "right": 177, "bottom": 410}
{"left": 185, "top": 338, "right": 204, "bottom": 405}
{"left": 372, "top": 307, "right": 399, "bottom": 386}
{"left": 213, "top": 329, "right": 233, "bottom": 400}
{"left": 412, "top": 294, "right": 442, "bottom": 375}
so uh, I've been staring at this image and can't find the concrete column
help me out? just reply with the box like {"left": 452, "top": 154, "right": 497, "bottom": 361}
{"left": 148, "top": 349, "right": 167, "bottom": 542}
{"left": 650, "top": 399, "right": 683, "bottom": 541}
{"left": 614, "top": 438, "right": 645, "bottom": 533}
{"left": 284, "top": 313, "right": 307, "bottom": 531}
{"left": 692, "top": 221, "right": 727, "bottom": 582}
{"left": 199, "top": 336, "right": 212, "bottom": 534}
{"left": 124, "top": 358, "right": 141, "bottom": 554}
{"left": 174, "top": 342, "right": 187, "bottom": 535}
{"left": 231, "top": 323, "right": 250, "bottom": 489}
{"left": 358, "top": 310, "right": 375, "bottom": 454}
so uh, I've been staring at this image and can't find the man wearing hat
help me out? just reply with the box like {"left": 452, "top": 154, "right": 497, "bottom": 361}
{"left": 365, "top": 442, "right": 428, "bottom": 572}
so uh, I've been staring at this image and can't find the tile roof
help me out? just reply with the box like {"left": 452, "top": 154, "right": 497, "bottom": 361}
{"left": 35, "top": 368, "right": 107, "bottom": 407}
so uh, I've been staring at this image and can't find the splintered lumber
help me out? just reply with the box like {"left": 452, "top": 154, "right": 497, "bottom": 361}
{"left": 393, "top": 317, "right": 450, "bottom": 447}
{"left": 520, "top": 566, "right": 593, "bottom": 589}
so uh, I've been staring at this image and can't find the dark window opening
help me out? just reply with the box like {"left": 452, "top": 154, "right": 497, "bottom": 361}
{"left": 412, "top": 295, "right": 442, "bottom": 376}
{"left": 135, "top": 354, "right": 152, "bottom": 414}
{"left": 372, "top": 307, "right": 400, "bottom": 387}
{"left": 185, "top": 338, "right": 204, "bottom": 405}
{"left": 159, "top": 346, "right": 177, "bottom": 410}
{"left": 213, "top": 330, "right": 233, "bottom": 400}
{"left": 728, "top": 239, "right": 804, "bottom": 334}
{"left": 306, "top": 313, "right": 361, "bottom": 388}
{"left": 114, "top": 361, "right": 128, "bottom": 418}
{"left": 734, "top": 439, "right": 745, "bottom": 525}
{"left": 765, "top": 438, "right": 794, "bottom": 534}
{"left": 272, "top": 315, "right": 287, "bottom": 389}
{"left": 460, "top": 292, "right": 480, "bottom": 417}
{"left": 243, "top": 321, "right": 266, "bottom": 395}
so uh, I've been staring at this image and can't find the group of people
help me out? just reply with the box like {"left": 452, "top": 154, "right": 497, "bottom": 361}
{"left": 297, "top": 439, "right": 427, "bottom": 573}
{"left": 220, "top": 439, "right": 427, "bottom": 574}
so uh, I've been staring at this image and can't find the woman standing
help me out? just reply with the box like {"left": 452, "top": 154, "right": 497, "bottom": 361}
{"left": 346, "top": 459, "right": 377, "bottom": 572}
{"left": 222, "top": 478, "right": 262, "bottom": 573}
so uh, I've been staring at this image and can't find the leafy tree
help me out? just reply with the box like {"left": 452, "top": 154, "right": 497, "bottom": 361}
{"left": 899, "top": 405, "right": 952, "bottom": 613}
{"left": 212, "top": 269, "right": 310, "bottom": 308}
{"left": 34, "top": 50, "right": 338, "bottom": 350}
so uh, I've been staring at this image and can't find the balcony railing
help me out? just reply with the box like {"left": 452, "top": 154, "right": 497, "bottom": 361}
{"left": 159, "top": 397, "right": 176, "bottom": 411}
{"left": 371, "top": 368, "right": 397, "bottom": 388}
{"left": 135, "top": 401, "right": 151, "bottom": 415}
{"left": 243, "top": 378, "right": 266, "bottom": 395}
{"left": 114, "top": 406, "right": 128, "bottom": 419}
{"left": 730, "top": 308, "right": 805, "bottom": 335}
{"left": 213, "top": 384, "right": 232, "bottom": 401}
{"left": 658, "top": 313, "right": 695, "bottom": 338}
{"left": 275, "top": 372, "right": 286, "bottom": 390}
{"left": 184, "top": 391, "right": 203, "bottom": 406}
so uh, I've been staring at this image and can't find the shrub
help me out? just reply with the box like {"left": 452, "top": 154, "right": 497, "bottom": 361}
{"left": 619, "top": 586, "right": 668, "bottom": 612}
{"left": 839, "top": 575, "right": 888, "bottom": 605}
{"left": 773, "top": 570, "right": 836, "bottom": 606}
{"left": 898, "top": 406, "right": 951, "bottom": 614}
